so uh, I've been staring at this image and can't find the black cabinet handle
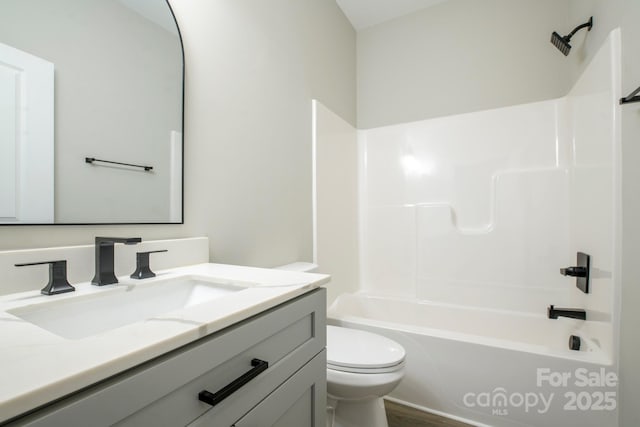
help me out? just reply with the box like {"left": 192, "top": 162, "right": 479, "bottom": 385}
{"left": 198, "top": 359, "right": 269, "bottom": 407}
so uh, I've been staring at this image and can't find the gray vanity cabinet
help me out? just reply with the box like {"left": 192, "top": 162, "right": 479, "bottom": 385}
{"left": 6, "top": 289, "right": 326, "bottom": 427}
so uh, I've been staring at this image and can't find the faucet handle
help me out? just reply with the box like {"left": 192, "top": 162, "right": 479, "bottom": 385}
{"left": 130, "top": 250, "right": 168, "bottom": 280}
{"left": 15, "top": 260, "right": 75, "bottom": 295}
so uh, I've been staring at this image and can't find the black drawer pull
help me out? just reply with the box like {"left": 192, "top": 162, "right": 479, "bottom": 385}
{"left": 198, "top": 358, "right": 269, "bottom": 407}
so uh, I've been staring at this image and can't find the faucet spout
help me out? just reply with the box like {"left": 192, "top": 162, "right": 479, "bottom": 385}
{"left": 547, "top": 305, "right": 586, "bottom": 320}
{"left": 96, "top": 237, "right": 142, "bottom": 245}
{"left": 92, "top": 237, "right": 142, "bottom": 286}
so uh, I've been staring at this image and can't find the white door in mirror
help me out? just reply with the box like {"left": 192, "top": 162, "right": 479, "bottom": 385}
{"left": 0, "top": 42, "right": 53, "bottom": 223}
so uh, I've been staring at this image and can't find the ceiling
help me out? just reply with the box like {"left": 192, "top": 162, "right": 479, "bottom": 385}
{"left": 335, "top": 0, "right": 448, "bottom": 31}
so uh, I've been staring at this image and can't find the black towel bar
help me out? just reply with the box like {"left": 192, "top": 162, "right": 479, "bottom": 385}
{"left": 620, "top": 86, "right": 640, "bottom": 105}
{"left": 85, "top": 157, "right": 153, "bottom": 171}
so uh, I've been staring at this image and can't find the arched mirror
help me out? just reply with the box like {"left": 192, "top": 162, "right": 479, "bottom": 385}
{"left": 0, "top": 0, "right": 184, "bottom": 224}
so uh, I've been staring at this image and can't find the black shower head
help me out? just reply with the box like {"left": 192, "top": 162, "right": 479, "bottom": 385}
{"left": 550, "top": 16, "right": 593, "bottom": 56}
{"left": 551, "top": 32, "right": 571, "bottom": 56}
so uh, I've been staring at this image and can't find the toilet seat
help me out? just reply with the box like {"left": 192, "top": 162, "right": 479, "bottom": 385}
{"left": 327, "top": 326, "right": 406, "bottom": 374}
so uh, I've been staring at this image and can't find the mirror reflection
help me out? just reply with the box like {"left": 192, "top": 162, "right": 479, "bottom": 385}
{"left": 0, "top": 0, "right": 183, "bottom": 224}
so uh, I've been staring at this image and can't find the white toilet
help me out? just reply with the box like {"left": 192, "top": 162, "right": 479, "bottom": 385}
{"left": 326, "top": 325, "right": 406, "bottom": 427}
{"left": 274, "top": 263, "right": 406, "bottom": 427}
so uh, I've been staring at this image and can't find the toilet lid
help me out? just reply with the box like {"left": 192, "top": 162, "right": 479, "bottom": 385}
{"left": 327, "top": 326, "right": 405, "bottom": 372}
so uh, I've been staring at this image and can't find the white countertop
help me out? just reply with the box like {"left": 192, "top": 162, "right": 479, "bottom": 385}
{"left": 0, "top": 263, "right": 329, "bottom": 423}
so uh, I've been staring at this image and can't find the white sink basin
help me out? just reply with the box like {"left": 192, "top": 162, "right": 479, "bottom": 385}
{"left": 7, "top": 277, "right": 247, "bottom": 340}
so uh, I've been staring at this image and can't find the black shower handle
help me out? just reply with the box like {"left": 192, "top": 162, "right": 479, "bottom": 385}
{"left": 560, "top": 266, "right": 587, "bottom": 277}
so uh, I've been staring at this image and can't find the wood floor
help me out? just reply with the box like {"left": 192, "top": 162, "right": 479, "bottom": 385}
{"left": 385, "top": 400, "right": 474, "bottom": 427}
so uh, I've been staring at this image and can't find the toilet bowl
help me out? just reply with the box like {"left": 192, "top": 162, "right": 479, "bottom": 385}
{"left": 273, "top": 263, "right": 406, "bottom": 427}
{"left": 326, "top": 325, "right": 405, "bottom": 427}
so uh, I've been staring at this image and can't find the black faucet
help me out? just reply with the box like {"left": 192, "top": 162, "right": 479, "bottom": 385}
{"left": 92, "top": 237, "right": 142, "bottom": 286}
{"left": 547, "top": 305, "right": 586, "bottom": 320}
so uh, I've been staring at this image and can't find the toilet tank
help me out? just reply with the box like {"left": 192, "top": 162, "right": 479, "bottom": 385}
{"left": 274, "top": 262, "right": 318, "bottom": 273}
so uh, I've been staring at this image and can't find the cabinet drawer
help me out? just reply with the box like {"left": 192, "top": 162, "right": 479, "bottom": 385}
{"left": 9, "top": 289, "right": 326, "bottom": 427}
{"left": 190, "top": 350, "right": 326, "bottom": 427}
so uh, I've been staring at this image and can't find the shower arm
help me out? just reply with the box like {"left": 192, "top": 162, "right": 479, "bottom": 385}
{"left": 565, "top": 18, "right": 593, "bottom": 41}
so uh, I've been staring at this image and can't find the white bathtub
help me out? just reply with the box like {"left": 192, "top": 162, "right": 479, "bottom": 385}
{"left": 328, "top": 293, "right": 618, "bottom": 427}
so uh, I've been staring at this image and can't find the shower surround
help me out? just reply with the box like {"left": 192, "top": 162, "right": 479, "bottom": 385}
{"left": 328, "top": 29, "right": 621, "bottom": 426}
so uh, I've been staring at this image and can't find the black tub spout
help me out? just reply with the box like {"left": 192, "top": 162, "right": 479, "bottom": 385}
{"left": 547, "top": 305, "right": 586, "bottom": 320}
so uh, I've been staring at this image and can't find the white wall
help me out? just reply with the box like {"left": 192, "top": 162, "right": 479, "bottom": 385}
{"left": 564, "top": 28, "right": 620, "bottom": 372}
{"left": 172, "top": 0, "right": 355, "bottom": 266}
{"left": 564, "top": 2, "right": 640, "bottom": 425}
{"left": 314, "top": 101, "right": 359, "bottom": 305}
{"left": 0, "top": 0, "right": 356, "bottom": 270}
{"left": 357, "top": 0, "right": 572, "bottom": 129}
